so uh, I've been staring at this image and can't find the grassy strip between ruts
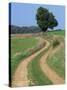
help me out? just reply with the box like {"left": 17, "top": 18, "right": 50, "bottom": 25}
{"left": 11, "top": 41, "right": 46, "bottom": 80}
{"left": 28, "top": 44, "right": 52, "bottom": 86}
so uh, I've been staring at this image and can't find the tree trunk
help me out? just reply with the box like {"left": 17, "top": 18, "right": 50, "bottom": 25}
{"left": 42, "top": 27, "right": 47, "bottom": 32}
{"left": 41, "top": 27, "right": 48, "bottom": 38}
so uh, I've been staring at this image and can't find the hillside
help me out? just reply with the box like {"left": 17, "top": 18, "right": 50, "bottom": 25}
{"left": 10, "top": 25, "right": 42, "bottom": 34}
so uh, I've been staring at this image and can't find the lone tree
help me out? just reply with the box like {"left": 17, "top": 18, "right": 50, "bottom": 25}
{"left": 36, "top": 7, "right": 58, "bottom": 32}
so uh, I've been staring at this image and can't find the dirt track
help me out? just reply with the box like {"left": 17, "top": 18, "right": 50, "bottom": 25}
{"left": 12, "top": 36, "right": 64, "bottom": 87}
{"left": 40, "top": 42, "right": 64, "bottom": 84}
{"left": 12, "top": 39, "right": 50, "bottom": 87}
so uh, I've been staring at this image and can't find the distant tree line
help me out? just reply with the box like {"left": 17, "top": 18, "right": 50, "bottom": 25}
{"left": 10, "top": 25, "right": 63, "bottom": 34}
{"left": 10, "top": 25, "right": 42, "bottom": 34}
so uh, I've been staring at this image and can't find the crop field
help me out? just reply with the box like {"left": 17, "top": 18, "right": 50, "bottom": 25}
{"left": 11, "top": 30, "right": 65, "bottom": 87}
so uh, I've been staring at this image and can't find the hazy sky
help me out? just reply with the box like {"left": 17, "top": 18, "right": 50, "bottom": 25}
{"left": 10, "top": 3, "right": 65, "bottom": 29}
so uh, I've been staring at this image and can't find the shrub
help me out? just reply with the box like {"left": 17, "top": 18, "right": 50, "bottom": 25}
{"left": 53, "top": 39, "right": 60, "bottom": 48}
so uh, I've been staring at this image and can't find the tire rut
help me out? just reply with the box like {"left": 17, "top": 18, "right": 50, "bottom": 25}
{"left": 40, "top": 43, "right": 64, "bottom": 84}
{"left": 12, "top": 39, "right": 50, "bottom": 87}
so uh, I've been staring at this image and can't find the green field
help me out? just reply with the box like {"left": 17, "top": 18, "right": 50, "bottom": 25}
{"left": 27, "top": 30, "right": 65, "bottom": 85}
{"left": 11, "top": 37, "right": 38, "bottom": 57}
{"left": 11, "top": 36, "right": 39, "bottom": 77}
{"left": 47, "top": 43, "right": 65, "bottom": 79}
{"left": 47, "top": 30, "right": 65, "bottom": 79}
{"left": 11, "top": 30, "right": 65, "bottom": 85}
{"left": 48, "top": 30, "right": 65, "bottom": 36}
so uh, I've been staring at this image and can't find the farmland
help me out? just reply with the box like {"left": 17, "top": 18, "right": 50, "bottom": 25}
{"left": 10, "top": 3, "right": 65, "bottom": 87}
{"left": 48, "top": 30, "right": 65, "bottom": 36}
{"left": 47, "top": 42, "right": 65, "bottom": 79}
{"left": 11, "top": 36, "right": 39, "bottom": 57}
{"left": 11, "top": 30, "right": 65, "bottom": 87}
{"left": 11, "top": 36, "right": 39, "bottom": 77}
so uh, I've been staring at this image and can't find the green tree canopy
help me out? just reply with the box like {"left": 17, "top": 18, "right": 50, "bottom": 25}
{"left": 36, "top": 7, "right": 58, "bottom": 32}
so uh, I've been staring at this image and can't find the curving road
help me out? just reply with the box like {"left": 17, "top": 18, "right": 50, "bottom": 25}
{"left": 40, "top": 42, "right": 64, "bottom": 84}
{"left": 12, "top": 38, "right": 50, "bottom": 87}
{"left": 12, "top": 36, "right": 64, "bottom": 87}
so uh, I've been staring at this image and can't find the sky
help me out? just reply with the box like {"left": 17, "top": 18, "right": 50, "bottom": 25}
{"left": 10, "top": 3, "right": 65, "bottom": 29}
